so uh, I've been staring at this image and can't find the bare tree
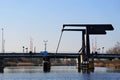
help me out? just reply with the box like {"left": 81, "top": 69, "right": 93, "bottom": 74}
{"left": 106, "top": 42, "right": 120, "bottom": 54}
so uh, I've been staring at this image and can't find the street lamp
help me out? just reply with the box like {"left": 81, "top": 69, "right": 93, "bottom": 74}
{"left": 97, "top": 48, "right": 101, "bottom": 53}
{"left": 23, "top": 46, "right": 25, "bottom": 53}
{"left": 1, "top": 28, "right": 5, "bottom": 53}
{"left": 26, "top": 48, "right": 28, "bottom": 53}
{"left": 102, "top": 47, "right": 104, "bottom": 53}
{"left": 43, "top": 40, "right": 48, "bottom": 51}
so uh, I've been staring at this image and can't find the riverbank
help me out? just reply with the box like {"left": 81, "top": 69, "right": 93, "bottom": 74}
{"left": 4, "top": 58, "right": 120, "bottom": 68}
{"left": 94, "top": 59, "right": 120, "bottom": 68}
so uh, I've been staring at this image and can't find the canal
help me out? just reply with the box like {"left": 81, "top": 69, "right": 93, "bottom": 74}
{"left": 0, "top": 66, "right": 119, "bottom": 80}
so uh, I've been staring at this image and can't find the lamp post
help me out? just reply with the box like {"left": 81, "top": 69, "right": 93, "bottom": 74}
{"left": 102, "top": 47, "right": 104, "bottom": 53}
{"left": 97, "top": 48, "right": 101, "bottom": 53}
{"left": 43, "top": 40, "right": 48, "bottom": 51}
{"left": 1, "top": 28, "right": 5, "bottom": 53}
{"left": 23, "top": 46, "right": 25, "bottom": 53}
{"left": 26, "top": 48, "right": 28, "bottom": 53}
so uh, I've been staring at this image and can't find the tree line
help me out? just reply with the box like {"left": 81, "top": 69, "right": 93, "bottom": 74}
{"left": 106, "top": 42, "right": 120, "bottom": 54}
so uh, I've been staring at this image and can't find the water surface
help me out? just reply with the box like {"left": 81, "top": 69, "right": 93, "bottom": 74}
{"left": 0, "top": 66, "right": 119, "bottom": 80}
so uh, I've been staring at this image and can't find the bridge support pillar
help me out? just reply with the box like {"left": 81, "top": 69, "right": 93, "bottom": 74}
{"left": 0, "top": 58, "right": 4, "bottom": 73}
{"left": 78, "top": 55, "right": 81, "bottom": 72}
{"left": 88, "top": 54, "right": 94, "bottom": 70}
{"left": 78, "top": 54, "right": 94, "bottom": 73}
{"left": 78, "top": 55, "right": 89, "bottom": 72}
{"left": 43, "top": 57, "right": 51, "bottom": 72}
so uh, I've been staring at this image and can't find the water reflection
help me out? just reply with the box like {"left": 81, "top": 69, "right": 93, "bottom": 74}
{"left": 79, "top": 69, "right": 94, "bottom": 73}
{"left": 1, "top": 66, "right": 120, "bottom": 80}
{"left": 4, "top": 66, "right": 43, "bottom": 73}
{"left": 107, "top": 68, "right": 120, "bottom": 73}
{"left": 4, "top": 66, "right": 120, "bottom": 73}
{"left": 82, "top": 73, "right": 91, "bottom": 80}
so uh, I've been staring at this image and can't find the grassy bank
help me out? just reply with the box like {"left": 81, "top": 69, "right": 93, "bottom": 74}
{"left": 94, "top": 59, "right": 120, "bottom": 68}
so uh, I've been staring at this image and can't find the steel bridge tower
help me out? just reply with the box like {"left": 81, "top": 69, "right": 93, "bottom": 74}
{"left": 61, "top": 24, "right": 114, "bottom": 72}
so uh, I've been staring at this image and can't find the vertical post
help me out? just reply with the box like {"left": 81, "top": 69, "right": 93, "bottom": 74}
{"left": 86, "top": 27, "right": 94, "bottom": 69}
{"left": 23, "top": 46, "right": 25, "bottom": 53}
{"left": 45, "top": 43, "right": 46, "bottom": 51}
{"left": 78, "top": 56, "right": 81, "bottom": 72}
{"left": 2, "top": 28, "right": 4, "bottom": 53}
{"left": 26, "top": 48, "right": 28, "bottom": 53}
{"left": 30, "top": 38, "right": 33, "bottom": 53}
{"left": 43, "top": 57, "right": 51, "bottom": 72}
{"left": 78, "top": 30, "right": 85, "bottom": 72}
{"left": 86, "top": 27, "right": 90, "bottom": 60}
{"left": 34, "top": 46, "right": 36, "bottom": 53}
{"left": 82, "top": 30, "right": 85, "bottom": 61}
{"left": 0, "top": 58, "right": 4, "bottom": 73}
{"left": 43, "top": 40, "right": 48, "bottom": 51}
{"left": 102, "top": 47, "right": 104, "bottom": 53}
{"left": 85, "top": 27, "right": 90, "bottom": 69}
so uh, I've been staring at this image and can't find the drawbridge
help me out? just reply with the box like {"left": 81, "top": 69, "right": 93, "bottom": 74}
{"left": 0, "top": 24, "right": 119, "bottom": 73}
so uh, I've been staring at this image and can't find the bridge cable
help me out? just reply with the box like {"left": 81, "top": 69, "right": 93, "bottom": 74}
{"left": 56, "top": 31, "right": 63, "bottom": 54}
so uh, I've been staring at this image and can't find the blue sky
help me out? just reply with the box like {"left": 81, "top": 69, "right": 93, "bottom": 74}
{"left": 0, "top": 0, "right": 120, "bottom": 53}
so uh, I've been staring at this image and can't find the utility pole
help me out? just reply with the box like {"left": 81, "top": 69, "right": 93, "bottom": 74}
{"left": 43, "top": 40, "right": 48, "bottom": 51}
